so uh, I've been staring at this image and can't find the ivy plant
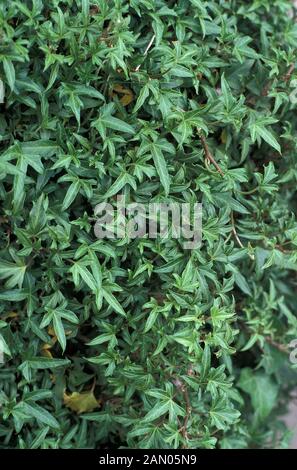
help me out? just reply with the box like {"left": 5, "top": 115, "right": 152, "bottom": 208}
{"left": 0, "top": 0, "right": 297, "bottom": 449}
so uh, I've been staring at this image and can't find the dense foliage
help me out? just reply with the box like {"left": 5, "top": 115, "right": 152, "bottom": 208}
{"left": 1, "top": 0, "right": 297, "bottom": 449}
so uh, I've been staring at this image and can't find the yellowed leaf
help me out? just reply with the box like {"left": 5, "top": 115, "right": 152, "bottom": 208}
{"left": 41, "top": 326, "right": 71, "bottom": 357}
{"left": 47, "top": 326, "right": 56, "bottom": 337}
{"left": 111, "top": 84, "right": 134, "bottom": 106}
{"left": 120, "top": 92, "right": 134, "bottom": 106}
{"left": 41, "top": 342, "right": 54, "bottom": 358}
{"left": 41, "top": 329, "right": 57, "bottom": 358}
{"left": 63, "top": 390, "right": 100, "bottom": 414}
{"left": 2, "top": 311, "right": 18, "bottom": 320}
{"left": 221, "top": 129, "right": 227, "bottom": 144}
